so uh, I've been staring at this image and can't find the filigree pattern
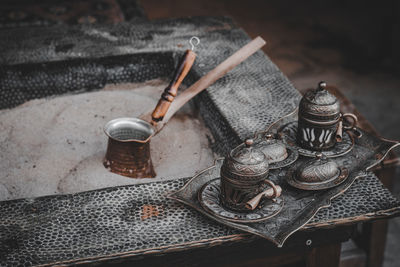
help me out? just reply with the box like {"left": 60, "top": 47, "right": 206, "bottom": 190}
{"left": 300, "top": 102, "right": 340, "bottom": 115}
{"left": 230, "top": 146, "right": 265, "bottom": 165}
{"left": 299, "top": 159, "right": 340, "bottom": 182}
{"left": 224, "top": 160, "right": 269, "bottom": 176}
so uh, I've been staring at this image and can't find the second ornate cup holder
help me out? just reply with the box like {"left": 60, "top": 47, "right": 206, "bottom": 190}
{"left": 278, "top": 121, "right": 355, "bottom": 158}
{"left": 198, "top": 177, "right": 284, "bottom": 223}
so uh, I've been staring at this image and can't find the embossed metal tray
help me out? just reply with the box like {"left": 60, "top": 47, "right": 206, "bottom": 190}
{"left": 170, "top": 111, "right": 399, "bottom": 247}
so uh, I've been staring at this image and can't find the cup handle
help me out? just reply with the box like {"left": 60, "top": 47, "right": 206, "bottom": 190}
{"left": 336, "top": 113, "right": 358, "bottom": 142}
{"left": 245, "top": 180, "right": 282, "bottom": 210}
{"left": 342, "top": 113, "right": 358, "bottom": 130}
{"left": 263, "top": 179, "right": 280, "bottom": 198}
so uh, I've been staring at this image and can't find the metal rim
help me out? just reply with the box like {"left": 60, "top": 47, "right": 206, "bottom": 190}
{"left": 104, "top": 117, "right": 154, "bottom": 143}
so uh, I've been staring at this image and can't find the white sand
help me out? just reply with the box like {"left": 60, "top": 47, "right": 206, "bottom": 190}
{"left": 0, "top": 80, "right": 216, "bottom": 201}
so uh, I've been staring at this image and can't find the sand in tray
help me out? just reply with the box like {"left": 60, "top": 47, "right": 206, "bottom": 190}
{"left": 0, "top": 80, "right": 216, "bottom": 201}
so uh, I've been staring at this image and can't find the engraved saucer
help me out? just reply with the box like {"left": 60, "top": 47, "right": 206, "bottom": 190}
{"left": 285, "top": 155, "right": 349, "bottom": 191}
{"left": 198, "top": 178, "right": 284, "bottom": 223}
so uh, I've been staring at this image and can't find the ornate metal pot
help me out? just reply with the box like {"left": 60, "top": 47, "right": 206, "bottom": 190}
{"left": 103, "top": 42, "right": 198, "bottom": 178}
{"left": 297, "top": 81, "right": 357, "bottom": 151}
{"left": 103, "top": 118, "right": 156, "bottom": 178}
{"left": 220, "top": 139, "right": 281, "bottom": 212}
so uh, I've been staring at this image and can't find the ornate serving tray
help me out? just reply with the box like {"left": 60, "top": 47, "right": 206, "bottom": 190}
{"left": 170, "top": 111, "right": 399, "bottom": 247}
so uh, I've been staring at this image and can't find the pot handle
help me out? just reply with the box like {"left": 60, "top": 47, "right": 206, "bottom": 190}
{"left": 246, "top": 180, "right": 282, "bottom": 210}
{"left": 342, "top": 113, "right": 358, "bottom": 129}
{"left": 151, "top": 49, "right": 197, "bottom": 124}
{"left": 336, "top": 113, "right": 358, "bottom": 142}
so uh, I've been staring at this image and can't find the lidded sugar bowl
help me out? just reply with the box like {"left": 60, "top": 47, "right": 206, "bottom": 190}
{"left": 286, "top": 153, "right": 349, "bottom": 190}
{"left": 253, "top": 133, "right": 299, "bottom": 169}
{"left": 297, "top": 81, "right": 358, "bottom": 151}
{"left": 259, "top": 134, "right": 288, "bottom": 163}
{"left": 220, "top": 139, "right": 281, "bottom": 211}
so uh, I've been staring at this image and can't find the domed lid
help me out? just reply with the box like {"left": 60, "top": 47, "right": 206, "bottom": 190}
{"left": 221, "top": 139, "right": 269, "bottom": 179}
{"left": 299, "top": 81, "right": 340, "bottom": 118}
{"left": 256, "top": 134, "right": 288, "bottom": 164}
{"left": 295, "top": 153, "right": 340, "bottom": 184}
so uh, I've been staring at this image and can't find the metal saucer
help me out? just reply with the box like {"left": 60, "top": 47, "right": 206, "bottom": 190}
{"left": 198, "top": 178, "right": 284, "bottom": 223}
{"left": 286, "top": 165, "right": 349, "bottom": 191}
{"left": 279, "top": 121, "right": 354, "bottom": 158}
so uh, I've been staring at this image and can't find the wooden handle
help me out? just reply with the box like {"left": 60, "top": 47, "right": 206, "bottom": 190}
{"left": 154, "top": 36, "right": 266, "bottom": 133}
{"left": 151, "top": 49, "right": 196, "bottom": 124}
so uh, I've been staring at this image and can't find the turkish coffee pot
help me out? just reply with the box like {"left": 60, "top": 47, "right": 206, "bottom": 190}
{"left": 104, "top": 43, "right": 198, "bottom": 178}
{"left": 103, "top": 37, "right": 266, "bottom": 179}
{"left": 297, "top": 81, "right": 358, "bottom": 151}
{"left": 220, "top": 139, "right": 282, "bottom": 212}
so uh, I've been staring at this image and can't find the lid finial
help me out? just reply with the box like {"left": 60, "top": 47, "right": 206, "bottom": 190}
{"left": 245, "top": 139, "right": 254, "bottom": 147}
{"left": 318, "top": 81, "right": 327, "bottom": 91}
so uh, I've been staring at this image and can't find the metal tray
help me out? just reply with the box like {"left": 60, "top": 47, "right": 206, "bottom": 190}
{"left": 169, "top": 112, "right": 399, "bottom": 247}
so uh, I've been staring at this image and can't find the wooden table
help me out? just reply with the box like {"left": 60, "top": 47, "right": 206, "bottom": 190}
{"left": 327, "top": 86, "right": 399, "bottom": 267}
